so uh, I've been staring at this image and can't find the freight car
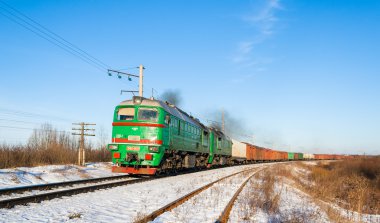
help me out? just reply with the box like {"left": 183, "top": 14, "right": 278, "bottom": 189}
{"left": 107, "top": 96, "right": 232, "bottom": 175}
{"left": 304, "top": 153, "right": 315, "bottom": 160}
{"left": 231, "top": 142, "right": 290, "bottom": 163}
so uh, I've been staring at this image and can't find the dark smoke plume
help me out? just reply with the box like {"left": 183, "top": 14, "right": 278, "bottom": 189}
{"left": 207, "top": 110, "right": 254, "bottom": 143}
{"left": 160, "top": 89, "right": 182, "bottom": 106}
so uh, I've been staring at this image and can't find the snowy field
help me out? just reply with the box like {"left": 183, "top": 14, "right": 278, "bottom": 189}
{"left": 0, "top": 162, "right": 120, "bottom": 189}
{"left": 0, "top": 163, "right": 266, "bottom": 222}
{"left": 151, "top": 166, "right": 267, "bottom": 223}
{"left": 1, "top": 161, "right": 379, "bottom": 223}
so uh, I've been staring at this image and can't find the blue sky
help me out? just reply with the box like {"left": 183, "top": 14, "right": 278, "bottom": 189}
{"left": 0, "top": 0, "right": 379, "bottom": 154}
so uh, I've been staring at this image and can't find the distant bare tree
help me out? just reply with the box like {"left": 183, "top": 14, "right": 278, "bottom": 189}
{"left": 0, "top": 123, "right": 110, "bottom": 168}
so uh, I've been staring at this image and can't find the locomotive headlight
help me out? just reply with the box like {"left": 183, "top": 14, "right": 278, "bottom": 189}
{"left": 133, "top": 96, "right": 143, "bottom": 104}
{"left": 149, "top": 146, "right": 160, "bottom": 153}
{"left": 108, "top": 144, "right": 118, "bottom": 150}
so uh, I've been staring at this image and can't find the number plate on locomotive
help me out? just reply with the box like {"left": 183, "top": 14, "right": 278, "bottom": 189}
{"left": 128, "top": 135, "right": 140, "bottom": 141}
{"left": 127, "top": 147, "right": 140, "bottom": 151}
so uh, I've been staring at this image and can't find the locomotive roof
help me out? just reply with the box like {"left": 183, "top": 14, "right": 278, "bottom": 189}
{"left": 119, "top": 97, "right": 207, "bottom": 129}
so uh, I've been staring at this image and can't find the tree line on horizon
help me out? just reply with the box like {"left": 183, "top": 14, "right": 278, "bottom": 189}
{"left": 0, "top": 124, "right": 110, "bottom": 169}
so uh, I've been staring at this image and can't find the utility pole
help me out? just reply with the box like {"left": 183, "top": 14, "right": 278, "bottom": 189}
{"left": 72, "top": 122, "right": 96, "bottom": 166}
{"left": 139, "top": 64, "right": 144, "bottom": 97}
{"left": 107, "top": 64, "right": 145, "bottom": 97}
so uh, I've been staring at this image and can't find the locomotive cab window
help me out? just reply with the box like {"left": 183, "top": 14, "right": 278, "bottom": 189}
{"left": 118, "top": 107, "right": 135, "bottom": 120}
{"left": 165, "top": 114, "right": 171, "bottom": 125}
{"left": 138, "top": 108, "right": 158, "bottom": 122}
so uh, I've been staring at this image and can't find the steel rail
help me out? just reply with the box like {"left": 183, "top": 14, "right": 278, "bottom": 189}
{"left": 135, "top": 167, "right": 262, "bottom": 223}
{"left": 0, "top": 163, "right": 234, "bottom": 196}
{"left": 215, "top": 168, "right": 266, "bottom": 223}
{"left": 0, "top": 174, "right": 135, "bottom": 196}
{"left": 0, "top": 165, "right": 249, "bottom": 209}
{"left": 0, "top": 176, "right": 153, "bottom": 209}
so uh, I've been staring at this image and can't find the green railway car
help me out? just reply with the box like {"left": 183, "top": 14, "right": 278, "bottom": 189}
{"left": 288, "top": 152, "right": 294, "bottom": 160}
{"left": 298, "top": 153, "right": 304, "bottom": 160}
{"left": 108, "top": 96, "right": 232, "bottom": 174}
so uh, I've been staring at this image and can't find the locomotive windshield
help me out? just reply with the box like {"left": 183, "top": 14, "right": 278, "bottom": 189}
{"left": 138, "top": 108, "right": 158, "bottom": 122}
{"left": 118, "top": 107, "right": 134, "bottom": 120}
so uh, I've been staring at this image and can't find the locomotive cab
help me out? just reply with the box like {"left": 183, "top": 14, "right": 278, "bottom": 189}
{"left": 108, "top": 96, "right": 167, "bottom": 174}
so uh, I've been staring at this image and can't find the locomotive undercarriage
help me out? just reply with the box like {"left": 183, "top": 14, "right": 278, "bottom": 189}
{"left": 155, "top": 149, "right": 232, "bottom": 175}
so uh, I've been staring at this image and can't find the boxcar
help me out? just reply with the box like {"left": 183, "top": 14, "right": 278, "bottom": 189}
{"left": 279, "top": 151, "right": 288, "bottom": 160}
{"left": 256, "top": 146, "right": 265, "bottom": 161}
{"left": 288, "top": 152, "right": 295, "bottom": 160}
{"left": 246, "top": 143, "right": 256, "bottom": 161}
{"left": 231, "top": 139, "right": 246, "bottom": 163}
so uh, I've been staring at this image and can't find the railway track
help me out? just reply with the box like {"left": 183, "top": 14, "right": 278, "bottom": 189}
{"left": 135, "top": 166, "right": 266, "bottom": 223}
{"left": 0, "top": 174, "right": 136, "bottom": 196}
{"left": 0, "top": 164, "right": 251, "bottom": 209}
{"left": 215, "top": 168, "right": 264, "bottom": 223}
{"left": 0, "top": 175, "right": 152, "bottom": 209}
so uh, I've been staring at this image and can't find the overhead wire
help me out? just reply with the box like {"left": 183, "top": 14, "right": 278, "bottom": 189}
{"left": 0, "top": 107, "right": 74, "bottom": 122}
{"left": 0, "top": 2, "right": 111, "bottom": 144}
{"left": 0, "top": 118, "right": 48, "bottom": 125}
{"left": 0, "top": 125, "right": 69, "bottom": 133}
{"left": 0, "top": 10, "right": 104, "bottom": 72}
{"left": 0, "top": 1, "right": 110, "bottom": 68}
{"left": 0, "top": 1, "right": 110, "bottom": 72}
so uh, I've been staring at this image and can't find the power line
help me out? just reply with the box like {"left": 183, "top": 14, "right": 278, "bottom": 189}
{"left": 0, "top": 107, "right": 74, "bottom": 122}
{"left": 0, "top": 1, "right": 110, "bottom": 68}
{"left": 0, "top": 10, "right": 103, "bottom": 72}
{"left": 0, "top": 118, "right": 47, "bottom": 125}
{"left": 0, "top": 125, "right": 69, "bottom": 133}
{"left": 0, "top": 1, "right": 110, "bottom": 72}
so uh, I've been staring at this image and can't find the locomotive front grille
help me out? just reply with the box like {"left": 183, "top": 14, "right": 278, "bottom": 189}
{"left": 126, "top": 153, "right": 139, "bottom": 162}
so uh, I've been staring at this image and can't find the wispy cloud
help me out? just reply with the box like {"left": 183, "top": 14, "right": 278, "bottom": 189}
{"left": 232, "top": 0, "right": 282, "bottom": 69}
{"left": 232, "top": 41, "right": 254, "bottom": 64}
{"left": 243, "top": 0, "right": 281, "bottom": 37}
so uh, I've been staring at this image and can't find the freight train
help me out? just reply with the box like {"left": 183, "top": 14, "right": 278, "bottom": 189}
{"left": 107, "top": 96, "right": 350, "bottom": 175}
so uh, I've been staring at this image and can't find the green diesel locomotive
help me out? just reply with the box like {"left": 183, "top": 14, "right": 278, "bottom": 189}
{"left": 108, "top": 96, "right": 232, "bottom": 174}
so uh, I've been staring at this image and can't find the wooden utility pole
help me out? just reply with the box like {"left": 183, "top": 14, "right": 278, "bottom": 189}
{"left": 72, "top": 122, "right": 96, "bottom": 166}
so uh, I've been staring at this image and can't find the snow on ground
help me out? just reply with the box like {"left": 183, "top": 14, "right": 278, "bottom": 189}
{"left": 0, "top": 162, "right": 120, "bottom": 189}
{"left": 0, "top": 163, "right": 268, "bottom": 223}
{"left": 0, "top": 177, "right": 140, "bottom": 201}
{"left": 323, "top": 199, "right": 380, "bottom": 223}
{"left": 229, "top": 162, "right": 380, "bottom": 223}
{"left": 151, "top": 166, "right": 267, "bottom": 223}
{"left": 228, "top": 166, "right": 330, "bottom": 223}
{"left": 2, "top": 161, "right": 378, "bottom": 223}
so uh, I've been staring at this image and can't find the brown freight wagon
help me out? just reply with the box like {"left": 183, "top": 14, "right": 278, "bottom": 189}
{"left": 314, "top": 154, "right": 333, "bottom": 160}
{"left": 272, "top": 150, "right": 278, "bottom": 160}
{"left": 273, "top": 150, "right": 281, "bottom": 161}
{"left": 263, "top": 148, "right": 272, "bottom": 161}
{"left": 279, "top": 151, "right": 287, "bottom": 161}
{"left": 246, "top": 143, "right": 256, "bottom": 161}
{"left": 255, "top": 146, "right": 265, "bottom": 161}
{"left": 294, "top": 153, "right": 299, "bottom": 160}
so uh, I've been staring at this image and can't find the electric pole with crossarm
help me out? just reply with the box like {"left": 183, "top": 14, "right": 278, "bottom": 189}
{"left": 72, "top": 122, "right": 96, "bottom": 166}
